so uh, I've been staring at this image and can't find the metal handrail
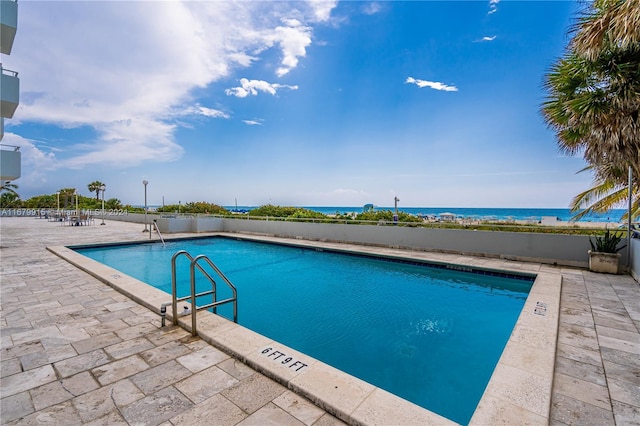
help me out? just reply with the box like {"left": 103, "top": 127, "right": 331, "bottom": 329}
{"left": 189, "top": 254, "right": 237, "bottom": 335}
{"left": 169, "top": 250, "right": 238, "bottom": 336}
{"left": 152, "top": 220, "right": 165, "bottom": 246}
{"left": 171, "top": 250, "right": 214, "bottom": 323}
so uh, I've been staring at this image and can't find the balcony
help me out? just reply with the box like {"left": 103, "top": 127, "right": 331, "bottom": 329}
{"left": 1, "top": 66, "right": 19, "bottom": 118}
{"left": 0, "top": 144, "right": 21, "bottom": 181}
{"left": 1, "top": 0, "right": 18, "bottom": 55}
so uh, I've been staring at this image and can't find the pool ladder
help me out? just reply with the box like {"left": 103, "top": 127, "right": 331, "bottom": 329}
{"left": 165, "top": 250, "right": 238, "bottom": 336}
{"left": 152, "top": 220, "right": 165, "bottom": 246}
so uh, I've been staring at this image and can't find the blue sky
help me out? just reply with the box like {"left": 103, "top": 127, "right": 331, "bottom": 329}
{"left": 3, "top": 0, "right": 593, "bottom": 208}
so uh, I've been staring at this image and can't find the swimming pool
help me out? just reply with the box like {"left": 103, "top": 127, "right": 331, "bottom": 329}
{"left": 75, "top": 236, "right": 533, "bottom": 424}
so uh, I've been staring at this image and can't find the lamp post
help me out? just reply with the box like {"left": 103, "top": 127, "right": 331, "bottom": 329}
{"left": 143, "top": 180, "right": 149, "bottom": 232}
{"left": 100, "top": 184, "right": 106, "bottom": 225}
{"left": 56, "top": 191, "right": 60, "bottom": 216}
{"left": 393, "top": 196, "right": 399, "bottom": 224}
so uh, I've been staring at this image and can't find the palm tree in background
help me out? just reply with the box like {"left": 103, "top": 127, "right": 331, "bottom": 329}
{"left": 0, "top": 181, "right": 19, "bottom": 197}
{"left": 543, "top": 0, "right": 639, "bottom": 220}
{"left": 570, "top": 164, "right": 639, "bottom": 221}
{"left": 88, "top": 181, "right": 105, "bottom": 201}
{"left": 58, "top": 188, "right": 76, "bottom": 209}
{"left": 0, "top": 182, "right": 20, "bottom": 208}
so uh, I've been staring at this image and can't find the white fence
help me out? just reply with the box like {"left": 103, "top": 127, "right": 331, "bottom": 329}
{"left": 114, "top": 213, "right": 631, "bottom": 270}
{"left": 9, "top": 210, "right": 635, "bottom": 273}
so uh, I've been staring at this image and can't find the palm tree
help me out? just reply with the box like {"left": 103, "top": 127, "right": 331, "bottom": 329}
{"left": 0, "top": 182, "right": 20, "bottom": 208}
{"left": 571, "top": 0, "right": 640, "bottom": 61}
{"left": 0, "top": 191, "right": 20, "bottom": 208}
{"left": 542, "top": 0, "right": 639, "bottom": 219}
{"left": 58, "top": 188, "right": 76, "bottom": 209}
{"left": 0, "top": 181, "right": 19, "bottom": 197}
{"left": 569, "top": 164, "right": 639, "bottom": 221}
{"left": 542, "top": 44, "right": 640, "bottom": 179}
{"left": 88, "top": 181, "right": 105, "bottom": 201}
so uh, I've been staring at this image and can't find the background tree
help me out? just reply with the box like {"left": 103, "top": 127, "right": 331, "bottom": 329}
{"left": 105, "top": 198, "right": 123, "bottom": 210}
{"left": 0, "top": 182, "right": 21, "bottom": 208}
{"left": 542, "top": 0, "right": 639, "bottom": 220}
{"left": 355, "top": 210, "right": 422, "bottom": 223}
{"left": 0, "top": 181, "right": 19, "bottom": 197}
{"left": 24, "top": 194, "right": 57, "bottom": 208}
{"left": 88, "top": 181, "right": 105, "bottom": 201}
{"left": 248, "top": 205, "right": 326, "bottom": 219}
{"left": 58, "top": 188, "right": 76, "bottom": 209}
{"left": 569, "top": 165, "right": 639, "bottom": 220}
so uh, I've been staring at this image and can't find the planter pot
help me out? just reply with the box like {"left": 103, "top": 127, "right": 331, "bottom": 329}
{"left": 588, "top": 250, "right": 621, "bottom": 274}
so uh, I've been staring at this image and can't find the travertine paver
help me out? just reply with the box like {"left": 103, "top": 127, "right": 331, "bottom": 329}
{"left": 1, "top": 216, "right": 639, "bottom": 425}
{"left": 550, "top": 269, "right": 640, "bottom": 425}
{"left": 0, "top": 218, "right": 345, "bottom": 426}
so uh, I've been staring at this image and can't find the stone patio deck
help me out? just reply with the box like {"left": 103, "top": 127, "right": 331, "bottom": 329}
{"left": 1, "top": 217, "right": 638, "bottom": 425}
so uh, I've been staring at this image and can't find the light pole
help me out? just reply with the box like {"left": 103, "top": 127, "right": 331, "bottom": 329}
{"left": 56, "top": 191, "right": 60, "bottom": 217}
{"left": 143, "top": 180, "right": 149, "bottom": 232}
{"left": 394, "top": 196, "right": 399, "bottom": 224}
{"left": 100, "top": 184, "right": 106, "bottom": 225}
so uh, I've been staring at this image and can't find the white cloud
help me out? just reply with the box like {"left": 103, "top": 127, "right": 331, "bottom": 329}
{"left": 9, "top": 1, "right": 334, "bottom": 169}
{"left": 270, "top": 19, "right": 313, "bottom": 77}
{"left": 488, "top": 0, "right": 500, "bottom": 15}
{"left": 243, "top": 119, "right": 263, "bottom": 126}
{"left": 362, "top": 2, "right": 383, "bottom": 16}
{"left": 62, "top": 118, "right": 183, "bottom": 169}
{"left": 307, "top": 0, "right": 338, "bottom": 22}
{"left": 405, "top": 77, "right": 458, "bottom": 92}
{"left": 226, "top": 78, "right": 299, "bottom": 98}
{"left": 194, "top": 105, "right": 230, "bottom": 119}
{"left": 479, "top": 35, "right": 497, "bottom": 42}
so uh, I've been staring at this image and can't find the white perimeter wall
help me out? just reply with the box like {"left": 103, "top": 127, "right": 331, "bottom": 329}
{"left": 221, "top": 218, "right": 595, "bottom": 267}
{"left": 107, "top": 214, "right": 636, "bottom": 271}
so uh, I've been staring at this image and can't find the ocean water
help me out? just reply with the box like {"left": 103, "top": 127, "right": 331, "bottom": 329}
{"left": 225, "top": 206, "right": 627, "bottom": 223}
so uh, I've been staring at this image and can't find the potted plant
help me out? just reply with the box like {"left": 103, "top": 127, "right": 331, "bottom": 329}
{"left": 588, "top": 230, "right": 626, "bottom": 274}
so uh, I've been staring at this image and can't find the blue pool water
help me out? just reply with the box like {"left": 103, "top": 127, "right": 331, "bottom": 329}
{"left": 76, "top": 237, "right": 533, "bottom": 424}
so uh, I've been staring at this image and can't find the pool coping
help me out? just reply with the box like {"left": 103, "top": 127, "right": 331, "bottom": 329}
{"left": 47, "top": 232, "right": 561, "bottom": 425}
